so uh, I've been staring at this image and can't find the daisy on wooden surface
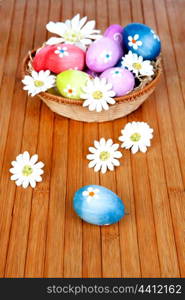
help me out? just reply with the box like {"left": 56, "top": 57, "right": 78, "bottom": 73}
{"left": 46, "top": 14, "right": 101, "bottom": 50}
{"left": 119, "top": 122, "right": 154, "bottom": 154}
{"left": 81, "top": 77, "right": 116, "bottom": 112}
{"left": 87, "top": 138, "right": 122, "bottom": 174}
{"left": 22, "top": 70, "right": 56, "bottom": 97}
{"left": 10, "top": 151, "right": 44, "bottom": 189}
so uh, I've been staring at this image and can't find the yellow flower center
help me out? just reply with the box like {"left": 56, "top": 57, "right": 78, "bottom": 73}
{"left": 93, "top": 90, "right": 103, "bottom": 100}
{"left": 99, "top": 151, "right": 110, "bottom": 161}
{"left": 64, "top": 30, "right": 82, "bottom": 42}
{"left": 22, "top": 165, "right": 33, "bottom": 176}
{"left": 34, "top": 80, "right": 44, "bottom": 87}
{"left": 132, "top": 62, "right": 142, "bottom": 70}
{"left": 130, "top": 132, "right": 141, "bottom": 142}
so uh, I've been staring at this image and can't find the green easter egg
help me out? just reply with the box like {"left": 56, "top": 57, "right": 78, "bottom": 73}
{"left": 56, "top": 70, "right": 89, "bottom": 99}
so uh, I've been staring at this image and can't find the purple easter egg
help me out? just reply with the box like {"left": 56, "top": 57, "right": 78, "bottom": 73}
{"left": 104, "top": 24, "right": 124, "bottom": 58}
{"left": 86, "top": 37, "right": 123, "bottom": 73}
{"left": 100, "top": 67, "right": 135, "bottom": 96}
{"left": 104, "top": 24, "right": 123, "bottom": 47}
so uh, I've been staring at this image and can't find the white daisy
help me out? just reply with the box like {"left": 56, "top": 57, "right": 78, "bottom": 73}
{"left": 81, "top": 77, "right": 116, "bottom": 112}
{"left": 9, "top": 151, "right": 44, "bottom": 188}
{"left": 110, "top": 68, "right": 122, "bottom": 77}
{"left": 121, "top": 51, "right": 154, "bottom": 77}
{"left": 82, "top": 187, "right": 99, "bottom": 203}
{"left": 63, "top": 84, "right": 77, "bottom": 97}
{"left": 46, "top": 14, "right": 101, "bottom": 50}
{"left": 128, "top": 34, "right": 142, "bottom": 50}
{"left": 119, "top": 122, "right": 154, "bottom": 154}
{"left": 22, "top": 70, "right": 56, "bottom": 97}
{"left": 101, "top": 50, "right": 112, "bottom": 63}
{"left": 54, "top": 46, "right": 69, "bottom": 57}
{"left": 151, "top": 30, "right": 160, "bottom": 42}
{"left": 87, "top": 138, "right": 122, "bottom": 174}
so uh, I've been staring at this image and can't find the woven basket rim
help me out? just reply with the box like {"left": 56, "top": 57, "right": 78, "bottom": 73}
{"left": 22, "top": 50, "right": 162, "bottom": 106}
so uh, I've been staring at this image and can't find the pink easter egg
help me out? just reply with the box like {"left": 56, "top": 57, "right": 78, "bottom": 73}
{"left": 32, "top": 44, "right": 85, "bottom": 74}
{"left": 86, "top": 37, "right": 123, "bottom": 73}
{"left": 100, "top": 67, "right": 135, "bottom": 96}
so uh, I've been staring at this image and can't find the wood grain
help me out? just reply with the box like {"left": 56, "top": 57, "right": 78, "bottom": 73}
{"left": 0, "top": 0, "right": 184, "bottom": 278}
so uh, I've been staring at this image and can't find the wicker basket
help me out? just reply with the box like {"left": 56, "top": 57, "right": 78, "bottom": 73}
{"left": 22, "top": 51, "right": 162, "bottom": 123}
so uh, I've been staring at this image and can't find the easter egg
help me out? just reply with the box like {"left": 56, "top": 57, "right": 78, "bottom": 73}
{"left": 32, "top": 44, "right": 85, "bottom": 74}
{"left": 100, "top": 67, "right": 135, "bottom": 96}
{"left": 86, "top": 37, "right": 123, "bottom": 73}
{"left": 56, "top": 70, "right": 89, "bottom": 99}
{"left": 104, "top": 24, "right": 123, "bottom": 47}
{"left": 122, "top": 23, "right": 161, "bottom": 60}
{"left": 73, "top": 185, "right": 125, "bottom": 226}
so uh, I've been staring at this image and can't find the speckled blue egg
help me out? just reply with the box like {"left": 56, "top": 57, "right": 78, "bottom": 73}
{"left": 73, "top": 185, "right": 125, "bottom": 226}
{"left": 100, "top": 67, "right": 135, "bottom": 96}
{"left": 86, "top": 37, "right": 123, "bottom": 72}
{"left": 122, "top": 23, "right": 161, "bottom": 60}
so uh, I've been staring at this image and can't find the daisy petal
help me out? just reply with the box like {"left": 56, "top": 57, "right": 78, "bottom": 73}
{"left": 30, "top": 154, "right": 38, "bottom": 165}
{"left": 22, "top": 178, "right": 29, "bottom": 189}
{"left": 29, "top": 178, "right": 36, "bottom": 188}
{"left": 88, "top": 160, "right": 97, "bottom": 168}
{"left": 94, "top": 163, "right": 101, "bottom": 172}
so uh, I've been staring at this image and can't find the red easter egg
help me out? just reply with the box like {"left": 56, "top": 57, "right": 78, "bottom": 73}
{"left": 32, "top": 44, "right": 85, "bottom": 74}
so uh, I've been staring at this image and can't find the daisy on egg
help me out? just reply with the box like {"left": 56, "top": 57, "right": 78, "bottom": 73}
{"left": 63, "top": 84, "right": 77, "bottom": 97}
{"left": 54, "top": 46, "right": 69, "bottom": 57}
{"left": 82, "top": 187, "right": 100, "bottom": 203}
{"left": 128, "top": 34, "right": 142, "bottom": 50}
{"left": 87, "top": 138, "right": 122, "bottom": 174}
{"left": 101, "top": 50, "right": 112, "bottom": 63}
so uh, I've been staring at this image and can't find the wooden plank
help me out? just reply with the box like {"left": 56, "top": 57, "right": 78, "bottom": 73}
{"left": 23, "top": 0, "right": 54, "bottom": 277}
{"left": 63, "top": 121, "right": 83, "bottom": 278}
{"left": 24, "top": 103, "right": 54, "bottom": 277}
{"left": 154, "top": 0, "right": 185, "bottom": 185}
{"left": 109, "top": 0, "right": 141, "bottom": 278}
{"left": 3, "top": 0, "right": 39, "bottom": 278}
{"left": 63, "top": 0, "right": 83, "bottom": 278}
{"left": 82, "top": 0, "right": 102, "bottom": 278}
{"left": 0, "top": 0, "right": 27, "bottom": 277}
{"left": 150, "top": 0, "right": 185, "bottom": 276}
{"left": 96, "top": 0, "right": 122, "bottom": 278}
{"left": 0, "top": 0, "right": 26, "bottom": 176}
{"left": 43, "top": 0, "right": 68, "bottom": 278}
{"left": 44, "top": 116, "right": 68, "bottom": 277}
{"left": 0, "top": 0, "right": 15, "bottom": 85}
{"left": 165, "top": 0, "right": 185, "bottom": 103}
{"left": 126, "top": 0, "right": 161, "bottom": 277}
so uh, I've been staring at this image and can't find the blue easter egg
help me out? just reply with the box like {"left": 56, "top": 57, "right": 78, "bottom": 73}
{"left": 73, "top": 185, "right": 125, "bottom": 226}
{"left": 122, "top": 23, "right": 161, "bottom": 60}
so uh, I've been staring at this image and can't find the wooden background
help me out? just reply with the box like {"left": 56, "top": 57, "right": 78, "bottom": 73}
{"left": 0, "top": 0, "right": 184, "bottom": 278}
